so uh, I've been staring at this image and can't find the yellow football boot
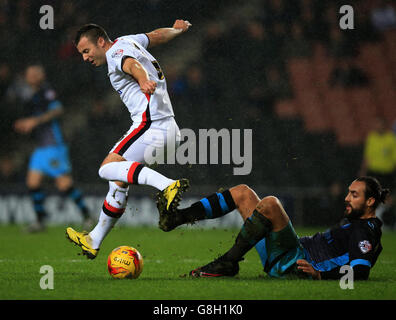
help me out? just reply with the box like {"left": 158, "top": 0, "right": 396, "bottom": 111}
{"left": 157, "top": 178, "right": 189, "bottom": 231}
{"left": 65, "top": 227, "right": 99, "bottom": 259}
{"left": 161, "top": 179, "right": 190, "bottom": 211}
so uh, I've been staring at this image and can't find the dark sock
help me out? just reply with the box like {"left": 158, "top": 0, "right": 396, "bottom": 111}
{"left": 223, "top": 210, "right": 272, "bottom": 262}
{"left": 29, "top": 188, "right": 47, "bottom": 223}
{"left": 177, "top": 189, "right": 236, "bottom": 223}
{"left": 64, "top": 187, "right": 89, "bottom": 218}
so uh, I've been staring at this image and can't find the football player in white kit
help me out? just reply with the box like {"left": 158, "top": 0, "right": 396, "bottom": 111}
{"left": 66, "top": 20, "right": 192, "bottom": 259}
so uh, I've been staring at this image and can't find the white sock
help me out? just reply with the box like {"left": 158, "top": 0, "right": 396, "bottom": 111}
{"left": 98, "top": 161, "right": 174, "bottom": 190}
{"left": 138, "top": 166, "right": 175, "bottom": 191}
{"left": 89, "top": 182, "right": 128, "bottom": 249}
{"left": 98, "top": 161, "right": 138, "bottom": 183}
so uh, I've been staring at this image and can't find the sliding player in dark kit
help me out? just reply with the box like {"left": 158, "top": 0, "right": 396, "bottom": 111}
{"left": 158, "top": 176, "right": 384, "bottom": 280}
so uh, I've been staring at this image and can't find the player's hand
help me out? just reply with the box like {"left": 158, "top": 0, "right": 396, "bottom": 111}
{"left": 173, "top": 19, "right": 192, "bottom": 32}
{"left": 139, "top": 79, "right": 157, "bottom": 95}
{"left": 14, "top": 117, "right": 39, "bottom": 134}
{"left": 296, "top": 259, "right": 321, "bottom": 280}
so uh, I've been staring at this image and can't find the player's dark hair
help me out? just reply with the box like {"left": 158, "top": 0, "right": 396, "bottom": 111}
{"left": 74, "top": 23, "right": 110, "bottom": 46}
{"left": 356, "top": 176, "right": 390, "bottom": 209}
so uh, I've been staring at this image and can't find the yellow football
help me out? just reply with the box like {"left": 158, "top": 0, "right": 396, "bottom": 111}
{"left": 107, "top": 246, "right": 144, "bottom": 279}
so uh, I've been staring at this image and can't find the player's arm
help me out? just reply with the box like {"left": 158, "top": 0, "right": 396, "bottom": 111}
{"left": 14, "top": 105, "right": 63, "bottom": 134}
{"left": 122, "top": 57, "right": 157, "bottom": 94}
{"left": 145, "top": 19, "right": 192, "bottom": 48}
{"left": 296, "top": 259, "right": 321, "bottom": 280}
{"left": 297, "top": 259, "right": 371, "bottom": 280}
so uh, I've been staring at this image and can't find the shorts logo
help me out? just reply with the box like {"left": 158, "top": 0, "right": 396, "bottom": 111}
{"left": 111, "top": 49, "right": 124, "bottom": 58}
{"left": 359, "top": 240, "right": 372, "bottom": 254}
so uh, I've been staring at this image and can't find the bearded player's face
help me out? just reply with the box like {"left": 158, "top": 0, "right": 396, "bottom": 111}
{"left": 344, "top": 180, "right": 368, "bottom": 219}
{"left": 77, "top": 36, "right": 106, "bottom": 67}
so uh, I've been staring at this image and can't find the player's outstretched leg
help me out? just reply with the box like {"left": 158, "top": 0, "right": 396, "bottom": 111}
{"left": 189, "top": 209, "right": 272, "bottom": 278}
{"left": 189, "top": 255, "right": 240, "bottom": 278}
{"left": 66, "top": 181, "right": 128, "bottom": 259}
{"left": 157, "top": 188, "right": 236, "bottom": 232}
{"left": 189, "top": 195, "right": 282, "bottom": 278}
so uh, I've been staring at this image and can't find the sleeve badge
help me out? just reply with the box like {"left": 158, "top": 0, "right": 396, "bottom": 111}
{"left": 359, "top": 240, "right": 372, "bottom": 254}
{"left": 111, "top": 49, "right": 124, "bottom": 58}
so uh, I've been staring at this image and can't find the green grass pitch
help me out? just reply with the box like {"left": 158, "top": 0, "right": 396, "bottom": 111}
{"left": 0, "top": 224, "right": 395, "bottom": 300}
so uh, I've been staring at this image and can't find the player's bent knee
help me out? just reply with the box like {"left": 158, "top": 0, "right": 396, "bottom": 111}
{"left": 55, "top": 176, "right": 73, "bottom": 192}
{"left": 234, "top": 184, "right": 251, "bottom": 197}
{"left": 98, "top": 163, "right": 110, "bottom": 180}
{"left": 256, "top": 196, "right": 281, "bottom": 217}
{"left": 231, "top": 184, "right": 253, "bottom": 204}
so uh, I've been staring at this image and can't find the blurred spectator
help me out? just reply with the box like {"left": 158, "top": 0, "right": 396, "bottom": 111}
{"left": 265, "top": 66, "right": 291, "bottom": 99}
{"left": 326, "top": 25, "right": 358, "bottom": 58}
{"left": 233, "top": 21, "right": 280, "bottom": 116}
{"left": 182, "top": 64, "right": 210, "bottom": 107}
{"left": 237, "top": 20, "right": 275, "bottom": 75}
{"left": 0, "top": 155, "right": 24, "bottom": 183}
{"left": 201, "top": 23, "right": 227, "bottom": 67}
{"left": 72, "top": 96, "right": 123, "bottom": 181}
{"left": 164, "top": 65, "right": 185, "bottom": 101}
{"left": 300, "top": 3, "right": 319, "bottom": 42}
{"left": 360, "top": 117, "right": 396, "bottom": 191}
{"left": 0, "top": 62, "right": 11, "bottom": 101}
{"left": 353, "top": 1, "right": 380, "bottom": 42}
{"left": 271, "top": 22, "right": 287, "bottom": 60}
{"left": 200, "top": 22, "right": 228, "bottom": 102}
{"left": 245, "top": 65, "right": 292, "bottom": 119}
{"left": 57, "top": 27, "right": 80, "bottom": 61}
{"left": 371, "top": 0, "right": 396, "bottom": 32}
{"left": 167, "top": 64, "right": 212, "bottom": 128}
{"left": 260, "top": 66, "right": 291, "bottom": 105}
{"left": 379, "top": 196, "right": 396, "bottom": 230}
{"left": 262, "top": 0, "right": 291, "bottom": 27}
{"left": 302, "top": 181, "right": 346, "bottom": 226}
{"left": 283, "top": 22, "right": 312, "bottom": 58}
{"left": 329, "top": 57, "right": 370, "bottom": 88}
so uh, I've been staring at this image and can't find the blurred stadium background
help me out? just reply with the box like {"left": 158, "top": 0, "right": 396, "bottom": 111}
{"left": 1, "top": 0, "right": 396, "bottom": 229}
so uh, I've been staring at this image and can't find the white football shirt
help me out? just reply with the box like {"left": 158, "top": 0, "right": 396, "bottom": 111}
{"left": 106, "top": 34, "right": 174, "bottom": 123}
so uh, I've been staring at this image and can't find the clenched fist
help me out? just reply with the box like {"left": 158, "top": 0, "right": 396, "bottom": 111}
{"left": 173, "top": 19, "right": 192, "bottom": 32}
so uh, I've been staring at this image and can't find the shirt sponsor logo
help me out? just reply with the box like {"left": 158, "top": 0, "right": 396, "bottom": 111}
{"left": 359, "top": 240, "right": 372, "bottom": 254}
{"left": 111, "top": 49, "right": 124, "bottom": 58}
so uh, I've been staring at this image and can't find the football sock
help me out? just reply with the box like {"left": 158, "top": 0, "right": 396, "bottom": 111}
{"left": 223, "top": 210, "right": 272, "bottom": 262}
{"left": 29, "top": 188, "right": 47, "bottom": 223}
{"left": 63, "top": 187, "right": 89, "bottom": 218}
{"left": 137, "top": 166, "right": 175, "bottom": 191}
{"left": 177, "top": 190, "right": 236, "bottom": 224}
{"left": 98, "top": 161, "right": 174, "bottom": 190}
{"left": 89, "top": 182, "right": 129, "bottom": 249}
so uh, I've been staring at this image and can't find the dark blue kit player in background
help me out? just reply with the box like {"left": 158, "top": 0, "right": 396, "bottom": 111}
{"left": 14, "top": 65, "right": 92, "bottom": 232}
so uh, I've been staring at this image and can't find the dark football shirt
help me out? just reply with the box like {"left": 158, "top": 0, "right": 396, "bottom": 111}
{"left": 25, "top": 84, "right": 64, "bottom": 147}
{"left": 299, "top": 217, "right": 382, "bottom": 278}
